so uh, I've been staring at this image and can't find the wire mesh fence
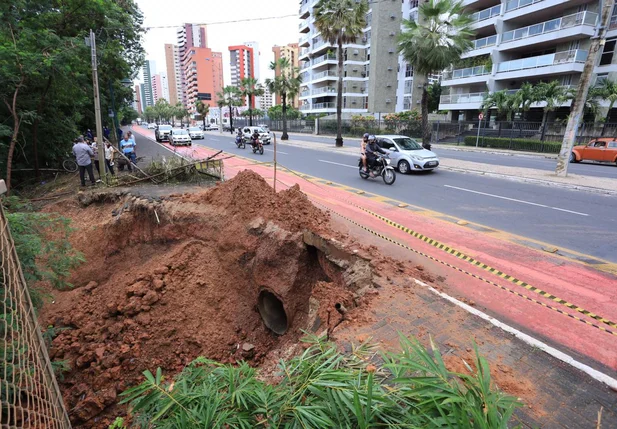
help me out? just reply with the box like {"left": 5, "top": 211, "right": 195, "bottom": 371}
{"left": 0, "top": 202, "right": 71, "bottom": 428}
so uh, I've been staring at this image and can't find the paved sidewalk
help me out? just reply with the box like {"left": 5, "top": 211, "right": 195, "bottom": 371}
{"left": 277, "top": 133, "right": 617, "bottom": 195}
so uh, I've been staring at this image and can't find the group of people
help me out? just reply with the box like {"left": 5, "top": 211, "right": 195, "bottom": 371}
{"left": 72, "top": 130, "right": 137, "bottom": 186}
{"left": 360, "top": 133, "right": 387, "bottom": 174}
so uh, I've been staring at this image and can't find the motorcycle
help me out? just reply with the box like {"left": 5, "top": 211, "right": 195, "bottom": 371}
{"left": 250, "top": 137, "right": 264, "bottom": 155}
{"left": 358, "top": 155, "right": 396, "bottom": 185}
{"left": 235, "top": 135, "right": 245, "bottom": 149}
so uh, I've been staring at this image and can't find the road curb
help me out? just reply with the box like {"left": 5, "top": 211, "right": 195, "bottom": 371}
{"left": 433, "top": 144, "right": 558, "bottom": 159}
{"left": 440, "top": 165, "right": 617, "bottom": 196}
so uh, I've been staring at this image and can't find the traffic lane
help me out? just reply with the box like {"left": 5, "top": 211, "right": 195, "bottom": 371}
{"left": 196, "top": 133, "right": 617, "bottom": 260}
{"left": 436, "top": 149, "right": 617, "bottom": 179}
{"left": 281, "top": 132, "right": 617, "bottom": 179}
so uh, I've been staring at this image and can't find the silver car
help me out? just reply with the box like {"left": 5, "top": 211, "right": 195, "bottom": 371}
{"left": 376, "top": 135, "right": 439, "bottom": 173}
{"left": 188, "top": 126, "right": 204, "bottom": 139}
{"left": 243, "top": 126, "right": 271, "bottom": 144}
{"left": 169, "top": 128, "right": 192, "bottom": 146}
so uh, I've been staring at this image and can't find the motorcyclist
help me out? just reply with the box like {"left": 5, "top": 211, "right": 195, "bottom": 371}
{"left": 250, "top": 129, "right": 260, "bottom": 148}
{"left": 360, "top": 133, "right": 369, "bottom": 172}
{"left": 236, "top": 128, "right": 243, "bottom": 144}
{"left": 365, "top": 135, "right": 387, "bottom": 172}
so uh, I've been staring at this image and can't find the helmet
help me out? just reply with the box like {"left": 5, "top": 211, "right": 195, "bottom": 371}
{"left": 368, "top": 135, "right": 376, "bottom": 142}
{"left": 363, "top": 133, "right": 369, "bottom": 139}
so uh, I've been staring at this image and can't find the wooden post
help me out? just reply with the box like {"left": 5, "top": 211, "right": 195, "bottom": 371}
{"left": 273, "top": 132, "right": 277, "bottom": 192}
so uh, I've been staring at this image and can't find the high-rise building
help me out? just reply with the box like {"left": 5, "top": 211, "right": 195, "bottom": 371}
{"left": 161, "top": 73, "right": 170, "bottom": 101}
{"left": 211, "top": 51, "right": 224, "bottom": 105}
{"left": 134, "top": 84, "right": 142, "bottom": 114}
{"left": 165, "top": 43, "right": 182, "bottom": 104}
{"left": 272, "top": 43, "right": 299, "bottom": 107}
{"left": 260, "top": 86, "right": 274, "bottom": 111}
{"left": 298, "top": 0, "right": 403, "bottom": 115}
{"left": 229, "top": 44, "right": 256, "bottom": 108}
{"left": 177, "top": 24, "right": 208, "bottom": 105}
{"left": 438, "top": 0, "right": 616, "bottom": 121}
{"left": 152, "top": 74, "right": 163, "bottom": 103}
{"left": 141, "top": 60, "right": 155, "bottom": 107}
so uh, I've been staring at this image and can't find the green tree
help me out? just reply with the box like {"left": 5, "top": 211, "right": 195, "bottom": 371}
{"left": 195, "top": 100, "right": 210, "bottom": 129}
{"left": 242, "top": 108, "right": 265, "bottom": 119}
{"left": 173, "top": 102, "right": 189, "bottom": 127}
{"left": 535, "top": 81, "right": 572, "bottom": 140}
{"left": 268, "top": 104, "right": 301, "bottom": 121}
{"left": 427, "top": 82, "right": 442, "bottom": 113}
{"left": 592, "top": 78, "right": 617, "bottom": 122}
{"left": 482, "top": 90, "right": 519, "bottom": 122}
{"left": 514, "top": 82, "right": 538, "bottom": 121}
{"left": 0, "top": 0, "right": 144, "bottom": 191}
{"left": 216, "top": 86, "right": 242, "bottom": 133}
{"left": 398, "top": 0, "right": 473, "bottom": 145}
{"left": 143, "top": 106, "right": 156, "bottom": 123}
{"left": 314, "top": 0, "right": 368, "bottom": 147}
{"left": 239, "top": 77, "right": 264, "bottom": 126}
{"left": 266, "top": 58, "right": 302, "bottom": 140}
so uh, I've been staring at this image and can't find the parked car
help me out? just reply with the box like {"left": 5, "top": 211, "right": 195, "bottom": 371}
{"left": 155, "top": 124, "right": 172, "bottom": 142}
{"left": 376, "top": 135, "right": 439, "bottom": 173}
{"left": 169, "top": 128, "right": 192, "bottom": 146}
{"left": 571, "top": 138, "right": 617, "bottom": 165}
{"left": 147, "top": 123, "right": 157, "bottom": 129}
{"left": 242, "top": 126, "right": 271, "bottom": 144}
{"left": 188, "top": 126, "right": 204, "bottom": 139}
{"left": 204, "top": 123, "right": 219, "bottom": 131}
{"left": 258, "top": 124, "right": 270, "bottom": 133}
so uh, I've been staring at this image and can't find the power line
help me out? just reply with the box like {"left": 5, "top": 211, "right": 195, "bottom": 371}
{"left": 144, "top": 14, "right": 298, "bottom": 30}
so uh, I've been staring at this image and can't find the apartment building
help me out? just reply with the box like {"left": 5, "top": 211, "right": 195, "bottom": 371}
{"left": 272, "top": 43, "right": 300, "bottom": 107}
{"left": 439, "top": 0, "right": 617, "bottom": 121}
{"left": 229, "top": 45, "right": 256, "bottom": 108}
{"left": 297, "top": 0, "right": 403, "bottom": 116}
{"left": 176, "top": 23, "right": 208, "bottom": 106}
{"left": 141, "top": 60, "right": 155, "bottom": 108}
{"left": 134, "top": 84, "right": 142, "bottom": 114}
{"left": 260, "top": 86, "right": 274, "bottom": 111}
{"left": 164, "top": 43, "right": 182, "bottom": 104}
{"left": 151, "top": 74, "right": 163, "bottom": 103}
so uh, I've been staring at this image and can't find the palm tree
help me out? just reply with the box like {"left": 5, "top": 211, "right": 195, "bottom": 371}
{"left": 482, "top": 91, "right": 518, "bottom": 122}
{"left": 195, "top": 100, "right": 210, "bottom": 129}
{"left": 592, "top": 78, "right": 617, "bottom": 124}
{"left": 314, "top": 0, "right": 368, "bottom": 147}
{"left": 514, "top": 82, "right": 538, "bottom": 121}
{"left": 399, "top": 0, "right": 473, "bottom": 146}
{"left": 173, "top": 102, "right": 189, "bottom": 127}
{"left": 265, "top": 57, "right": 302, "bottom": 140}
{"left": 216, "top": 86, "right": 242, "bottom": 133}
{"left": 239, "top": 77, "right": 264, "bottom": 127}
{"left": 535, "top": 81, "right": 571, "bottom": 140}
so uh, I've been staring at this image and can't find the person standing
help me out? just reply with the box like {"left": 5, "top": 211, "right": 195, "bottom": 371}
{"left": 86, "top": 129, "right": 94, "bottom": 140}
{"left": 120, "top": 134, "right": 136, "bottom": 172}
{"left": 104, "top": 141, "right": 115, "bottom": 175}
{"left": 72, "top": 136, "right": 96, "bottom": 186}
{"left": 90, "top": 137, "right": 101, "bottom": 179}
{"left": 103, "top": 125, "right": 110, "bottom": 140}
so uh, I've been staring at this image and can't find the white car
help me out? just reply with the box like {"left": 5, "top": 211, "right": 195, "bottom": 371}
{"left": 242, "top": 126, "right": 271, "bottom": 144}
{"left": 376, "top": 135, "right": 439, "bottom": 173}
{"left": 147, "top": 123, "right": 157, "bottom": 129}
{"left": 188, "top": 126, "right": 204, "bottom": 139}
{"left": 204, "top": 123, "right": 219, "bottom": 131}
{"left": 169, "top": 128, "right": 192, "bottom": 146}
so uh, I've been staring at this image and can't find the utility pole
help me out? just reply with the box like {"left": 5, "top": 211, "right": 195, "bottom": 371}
{"left": 88, "top": 29, "right": 107, "bottom": 182}
{"left": 555, "top": 0, "right": 614, "bottom": 176}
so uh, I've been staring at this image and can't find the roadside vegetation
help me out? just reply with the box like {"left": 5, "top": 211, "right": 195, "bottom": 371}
{"left": 120, "top": 335, "right": 521, "bottom": 428}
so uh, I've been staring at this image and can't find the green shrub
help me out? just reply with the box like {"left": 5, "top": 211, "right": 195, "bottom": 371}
{"left": 122, "top": 335, "right": 521, "bottom": 428}
{"left": 463, "top": 136, "right": 562, "bottom": 153}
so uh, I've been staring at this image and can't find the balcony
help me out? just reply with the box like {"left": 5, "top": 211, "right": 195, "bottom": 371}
{"left": 299, "top": 0, "right": 310, "bottom": 18}
{"left": 501, "top": 11, "right": 597, "bottom": 50}
{"left": 497, "top": 49, "right": 587, "bottom": 73}
{"left": 470, "top": 4, "right": 501, "bottom": 29}
{"left": 312, "top": 86, "right": 337, "bottom": 96}
{"left": 442, "top": 65, "right": 490, "bottom": 85}
{"left": 462, "top": 34, "right": 497, "bottom": 58}
{"left": 299, "top": 34, "right": 311, "bottom": 47}
{"left": 300, "top": 90, "right": 310, "bottom": 98}
{"left": 299, "top": 18, "right": 310, "bottom": 33}
{"left": 300, "top": 104, "right": 312, "bottom": 111}
{"left": 313, "top": 53, "right": 337, "bottom": 66}
{"left": 440, "top": 92, "right": 485, "bottom": 105}
{"left": 504, "top": 0, "right": 543, "bottom": 13}
{"left": 311, "top": 70, "right": 338, "bottom": 81}
{"left": 313, "top": 102, "right": 336, "bottom": 110}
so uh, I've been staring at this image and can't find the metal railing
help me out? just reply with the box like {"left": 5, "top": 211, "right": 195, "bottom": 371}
{"left": 440, "top": 92, "right": 485, "bottom": 104}
{"left": 0, "top": 201, "right": 72, "bottom": 428}
{"left": 313, "top": 102, "right": 336, "bottom": 109}
{"left": 443, "top": 65, "right": 490, "bottom": 80}
{"left": 505, "top": 0, "right": 544, "bottom": 13}
{"left": 611, "top": 14, "right": 617, "bottom": 30}
{"left": 496, "top": 49, "right": 588, "bottom": 73}
{"left": 501, "top": 11, "right": 597, "bottom": 43}
{"left": 470, "top": 5, "right": 501, "bottom": 23}
{"left": 300, "top": 90, "right": 310, "bottom": 97}
{"left": 311, "top": 70, "right": 338, "bottom": 80}
{"left": 312, "top": 53, "right": 337, "bottom": 66}
{"left": 470, "top": 35, "right": 498, "bottom": 50}
{"left": 312, "top": 86, "right": 337, "bottom": 95}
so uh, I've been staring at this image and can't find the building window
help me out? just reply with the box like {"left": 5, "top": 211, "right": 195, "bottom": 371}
{"left": 404, "top": 80, "right": 412, "bottom": 94}
{"left": 600, "top": 39, "right": 616, "bottom": 65}
{"left": 596, "top": 73, "right": 609, "bottom": 85}
{"left": 405, "top": 63, "right": 413, "bottom": 78}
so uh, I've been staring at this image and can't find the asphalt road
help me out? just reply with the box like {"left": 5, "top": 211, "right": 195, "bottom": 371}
{"left": 133, "top": 129, "right": 617, "bottom": 262}
{"left": 284, "top": 133, "right": 617, "bottom": 179}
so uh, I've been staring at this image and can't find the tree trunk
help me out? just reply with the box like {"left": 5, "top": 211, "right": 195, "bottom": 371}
{"left": 32, "top": 75, "right": 53, "bottom": 181}
{"left": 4, "top": 74, "right": 24, "bottom": 195}
{"left": 540, "top": 109, "right": 549, "bottom": 141}
{"left": 335, "top": 37, "right": 344, "bottom": 147}
{"left": 229, "top": 105, "right": 234, "bottom": 133}
{"left": 282, "top": 92, "right": 289, "bottom": 140}
{"left": 556, "top": 0, "right": 614, "bottom": 176}
{"left": 421, "top": 84, "right": 430, "bottom": 146}
{"left": 249, "top": 94, "right": 253, "bottom": 126}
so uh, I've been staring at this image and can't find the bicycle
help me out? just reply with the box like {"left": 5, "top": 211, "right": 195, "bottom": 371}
{"left": 62, "top": 157, "right": 78, "bottom": 173}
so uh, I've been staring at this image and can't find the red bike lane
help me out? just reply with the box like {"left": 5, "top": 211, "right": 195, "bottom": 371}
{"left": 133, "top": 127, "right": 617, "bottom": 371}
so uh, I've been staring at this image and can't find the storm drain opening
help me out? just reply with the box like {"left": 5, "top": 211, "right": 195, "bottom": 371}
{"left": 258, "top": 290, "right": 289, "bottom": 335}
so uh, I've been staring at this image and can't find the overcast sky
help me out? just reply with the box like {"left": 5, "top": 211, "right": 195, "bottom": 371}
{"left": 135, "top": 0, "right": 299, "bottom": 85}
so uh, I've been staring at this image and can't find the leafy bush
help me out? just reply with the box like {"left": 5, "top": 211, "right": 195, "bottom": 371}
{"left": 122, "top": 335, "right": 521, "bottom": 428}
{"left": 463, "top": 136, "right": 562, "bottom": 153}
{"left": 3, "top": 196, "right": 84, "bottom": 306}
